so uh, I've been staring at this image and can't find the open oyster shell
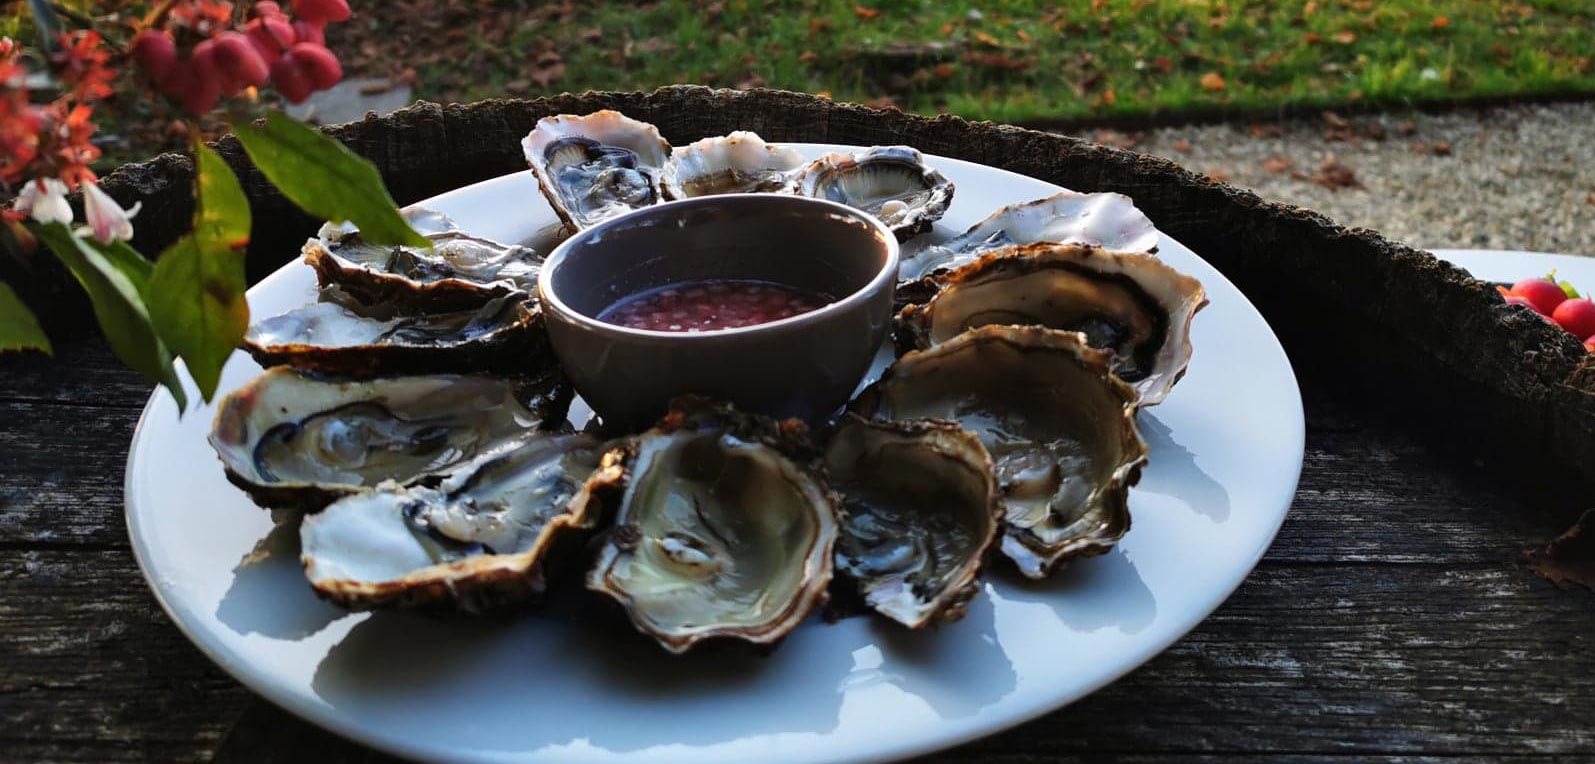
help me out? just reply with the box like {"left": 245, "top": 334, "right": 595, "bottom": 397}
{"left": 795, "top": 146, "right": 954, "bottom": 241}
{"left": 306, "top": 208, "right": 543, "bottom": 311}
{"left": 824, "top": 416, "right": 1001, "bottom": 628}
{"left": 586, "top": 399, "right": 837, "bottom": 653}
{"left": 851, "top": 326, "right": 1147, "bottom": 578}
{"left": 209, "top": 368, "right": 570, "bottom": 511}
{"left": 899, "top": 190, "right": 1160, "bottom": 286}
{"left": 243, "top": 288, "right": 547, "bottom": 378}
{"left": 522, "top": 110, "right": 672, "bottom": 230}
{"left": 896, "top": 243, "right": 1207, "bottom": 405}
{"left": 663, "top": 131, "right": 805, "bottom": 198}
{"left": 300, "top": 431, "right": 605, "bottom": 612}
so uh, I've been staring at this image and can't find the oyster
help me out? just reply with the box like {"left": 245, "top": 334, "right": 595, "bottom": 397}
{"left": 851, "top": 326, "right": 1147, "bottom": 578}
{"left": 899, "top": 190, "right": 1160, "bottom": 284}
{"left": 663, "top": 131, "right": 805, "bottom": 197}
{"left": 522, "top": 110, "right": 672, "bottom": 229}
{"left": 896, "top": 243, "right": 1207, "bottom": 405}
{"left": 300, "top": 431, "right": 605, "bottom": 612}
{"left": 824, "top": 416, "right": 1001, "bottom": 628}
{"left": 243, "top": 288, "right": 547, "bottom": 378}
{"left": 210, "top": 368, "right": 570, "bottom": 510}
{"left": 795, "top": 146, "right": 954, "bottom": 240}
{"left": 586, "top": 399, "right": 837, "bottom": 653}
{"left": 307, "top": 208, "right": 543, "bottom": 310}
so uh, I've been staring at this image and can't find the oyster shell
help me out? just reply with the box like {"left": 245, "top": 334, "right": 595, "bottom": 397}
{"left": 300, "top": 431, "right": 605, "bottom": 612}
{"left": 663, "top": 131, "right": 805, "bottom": 197}
{"left": 851, "top": 326, "right": 1147, "bottom": 578}
{"left": 795, "top": 146, "right": 954, "bottom": 240}
{"left": 896, "top": 243, "right": 1207, "bottom": 405}
{"left": 522, "top": 110, "right": 672, "bottom": 229}
{"left": 243, "top": 288, "right": 547, "bottom": 378}
{"left": 586, "top": 399, "right": 837, "bottom": 653}
{"left": 899, "top": 190, "right": 1160, "bottom": 284}
{"left": 824, "top": 416, "right": 1001, "bottom": 628}
{"left": 210, "top": 368, "right": 570, "bottom": 510}
{"left": 307, "top": 208, "right": 543, "bottom": 310}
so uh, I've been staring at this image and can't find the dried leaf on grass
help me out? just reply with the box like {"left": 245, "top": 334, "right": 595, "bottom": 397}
{"left": 1261, "top": 155, "right": 1295, "bottom": 174}
{"left": 1522, "top": 509, "right": 1595, "bottom": 591}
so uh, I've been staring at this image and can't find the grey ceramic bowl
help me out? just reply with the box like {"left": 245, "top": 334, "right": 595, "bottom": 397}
{"left": 538, "top": 194, "right": 899, "bottom": 430}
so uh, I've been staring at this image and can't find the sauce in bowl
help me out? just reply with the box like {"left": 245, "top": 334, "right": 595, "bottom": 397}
{"left": 598, "top": 279, "right": 831, "bottom": 332}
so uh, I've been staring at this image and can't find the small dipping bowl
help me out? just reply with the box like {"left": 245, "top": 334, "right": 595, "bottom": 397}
{"left": 538, "top": 194, "right": 899, "bottom": 430}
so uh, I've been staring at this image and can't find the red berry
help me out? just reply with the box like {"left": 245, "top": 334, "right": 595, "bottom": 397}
{"left": 291, "top": 0, "right": 350, "bottom": 24}
{"left": 287, "top": 42, "right": 342, "bottom": 90}
{"left": 130, "top": 29, "right": 178, "bottom": 84}
{"left": 252, "top": 0, "right": 284, "bottom": 17}
{"left": 292, "top": 19, "right": 325, "bottom": 46}
{"left": 269, "top": 55, "right": 313, "bottom": 103}
{"left": 212, "top": 31, "right": 270, "bottom": 89}
{"left": 1552, "top": 298, "right": 1595, "bottom": 340}
{"left": 245, "top": 17, "right": 295, "bottom": 61}
{"left": 189, "top": 38, "right": 242, "bottom": 95}
{"left": 162, "top": 62, "right": 221, "bottom": 114}
{"left": 1507, "top": 278, "right": 1567, "bottom": 316}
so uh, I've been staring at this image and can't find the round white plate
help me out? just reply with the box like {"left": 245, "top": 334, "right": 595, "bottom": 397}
{"left": 126, "top": 145, "right": 1305, "bottom": 764}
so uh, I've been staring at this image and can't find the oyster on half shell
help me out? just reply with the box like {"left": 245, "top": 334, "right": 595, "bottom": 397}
{"left": 825, "top": 416, "right": 1001, "bottom": 628}
{"left": 522, "top": 110, "right": 672, "bottom": 230}
{"left": 899, "top": 190, "right": 1160, "bottom": 285}
{"left": 307, "top": 208, "right": 543, "bottom": 310}
{"left": 586, "top": 399, "right": 837, "bottom": 653}
{"left": 243, "top": 288, "right": 547, "bottom": 378}
{"left": 795, "top": 146, "right": 954, "bottom": 240}
{"left": 896, "top": 243, "right": 1207, "bottom": 405}
{"left": 300, "top": 431, "right": 605, "bottom": 612}
{"left": 209, "top": 368, "right": 570, "bottom": 511}
{"left": 851, "top": 326, "right": 1147, "bottom": 578}
{"left": 663, "top": 131, "right": 805, "bottom": 198}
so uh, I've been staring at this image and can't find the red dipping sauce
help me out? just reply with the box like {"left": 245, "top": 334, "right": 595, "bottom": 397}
{"left": 598, "top": 279, "right": 831, "bottom": 332}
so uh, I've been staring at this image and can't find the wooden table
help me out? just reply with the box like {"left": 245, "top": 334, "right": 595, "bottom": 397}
{"left": 5, "top": 89, "right": 1594, "bottom": 763}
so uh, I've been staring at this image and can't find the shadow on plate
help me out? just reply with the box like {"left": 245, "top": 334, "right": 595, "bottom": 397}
{"left": 1136, "top": 411, "right": 1231, "bottom": 523}
{"left": 863, "top": 586, "right": 1018, "bottom": 719}
{"left": 215, "top": 511, "right": 347, "bottom": 640}
{"left": 994, "top": 548, "right": 1156, "bottom": 635}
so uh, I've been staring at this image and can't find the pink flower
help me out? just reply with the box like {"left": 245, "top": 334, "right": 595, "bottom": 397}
{"left": 80, "top": 181, "right": 139, "bottom": 243}
{"left": 15, "top": 177, "right": 71, "bottom": 224}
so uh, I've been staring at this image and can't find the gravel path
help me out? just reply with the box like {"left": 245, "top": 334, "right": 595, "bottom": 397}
{"left": 1067, "top": 101, "right": 1595, "bottom": 256}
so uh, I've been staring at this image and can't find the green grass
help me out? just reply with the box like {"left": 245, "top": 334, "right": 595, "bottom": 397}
{"left": 400, "top": 0, "right": 1595, "bottom": 124}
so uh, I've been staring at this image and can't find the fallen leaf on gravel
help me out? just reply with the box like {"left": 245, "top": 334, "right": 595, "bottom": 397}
{"left": 1200, "top": 71, "right": 1226, "bottom": 91}
{"left": 1396, "top": 121, "right": 1416, "bottom": 137}
{"left": 1363, "top": 123, "right": 1386, "bottom": 140}
{"left": 853, "top": 5, "right": 881, "bottom": 20}
{"left": 1310, "top": 154, "right": 1362, "bottom": 190}
{"left": 1249, "top": 123, "right": 1284, "bottom": 138}
{"left": 1431, "top": 140, "right": 1453, "bottom": 156}
{"left": 1587, "top": 193, "right": 1595, "bottom": 205}
{"left": 1321, "top": 111, "right": 1349, "bottom": 128}
{"left": 1522, "top": 509, "right": 1595, "bottom": 591}
{"left": 1092, "top": 129, "right": 1138, "bottom": 150}
{"left": 1205, "top": 167, "right": 1232, "bottom": 183}
{"left": 1171, "top": 139, "right": 1192, "bottom": 153}
{"left": 1261, "top": 156, "right": 1295, "bottom": 174}
{"left": 1332, "top": 30, "right": 1357, "bottom": 44}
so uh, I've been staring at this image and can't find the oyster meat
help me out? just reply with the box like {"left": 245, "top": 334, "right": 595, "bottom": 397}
{"left": 301, "top": 431, "right": 605, "bottom": 612}
{"left": 586, "top": 399, "right": 837, "bottom": 653}
{"left": 896, "top": 243, "right": 1207, "bottom": 405}
{"left": 307, "top": 208, "right": 543, "bottom": 310}
{"left": 522, "top": 110, "right": 672, "bottom": 229}
{"left": 899, "top": 190, "right": 1160, "bottom": 284}
{"left": 210, "top": 367, "right": 570, "bottom": 510}
{"left": 663, "top": 131, "right": 805, "bottom": 197}
{"left": 795, "top": 146, "right": 954, "bottom": 240}
{"left": 244, "top": 288, "right": 547, "bottom": 378}
{"left": 851, "top": 326, "right": 1147, "bottom": 578}
{"left": 825, "top": 416, "right": 1001, "bottom": 628}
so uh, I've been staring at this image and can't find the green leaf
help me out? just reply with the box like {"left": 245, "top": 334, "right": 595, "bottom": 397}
{"left": 231, "top": 111, "right": 429, "bottom": 247}
{"left": 0, "top": 281, "right": 52, "bottom": 354}
{"left": 148, "top": 143, "right": 251, "bottom": 402}
{"left": 91, "top": 239, "right": 155, "bottom": 300}
{"left": 1544, "top": 269, "right": 1580, "bottom": 299}
{"left": 34, "top": 223, "right": 188, "bottom": 411}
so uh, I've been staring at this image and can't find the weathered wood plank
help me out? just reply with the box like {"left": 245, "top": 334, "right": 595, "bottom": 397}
{"left": 0, "top": 399, "right": 141, "bottom": 547}
{"left": 0, "top": 341, "right": 148, "bottom": 409}
{"left": 4, "top": 547, "right": 1592, "bottom": 764}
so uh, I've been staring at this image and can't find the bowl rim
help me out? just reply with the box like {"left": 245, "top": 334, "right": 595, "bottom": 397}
{"left": 537, "top": 194, "right": 900, "bottom": 340}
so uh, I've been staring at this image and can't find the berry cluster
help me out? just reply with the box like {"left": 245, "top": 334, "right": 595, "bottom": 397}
{"left": 1500, "top": 275, "right": 1595, "bottom": 351}
{"left": 129, "top": 0, "right": 349, "bottom": 114}
{"left": 0, "top": 33, "right": 112, "bottom": 194}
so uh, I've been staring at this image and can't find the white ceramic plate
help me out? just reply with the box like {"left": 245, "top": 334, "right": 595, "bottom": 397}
{"left": 125, "top": 145, "right": 1305, "bottom": 764}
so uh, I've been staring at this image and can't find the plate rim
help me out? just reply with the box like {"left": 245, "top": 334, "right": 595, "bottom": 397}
{"left": 124, "top": 145, "right": 1306, "bottom": 764}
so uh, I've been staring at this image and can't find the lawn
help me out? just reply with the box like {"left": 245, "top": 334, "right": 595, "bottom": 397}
{"left": 355, "top": 0, "right": 1595, "bottom": 125}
